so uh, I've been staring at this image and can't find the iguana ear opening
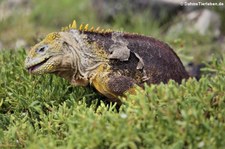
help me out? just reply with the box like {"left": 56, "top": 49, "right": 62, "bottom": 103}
{"left": 62, "top": 41, "right": 68, "bottom": 47}
{"left": 62, "top": 41, "right": 71, "bottom": 52}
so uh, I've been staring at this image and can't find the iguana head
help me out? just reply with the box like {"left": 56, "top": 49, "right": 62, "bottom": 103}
{"left": 25, "top": 32, "right": 69, "bottom": 74}
{"left": 25, "top": 29, "right": 107, "bottom": 86}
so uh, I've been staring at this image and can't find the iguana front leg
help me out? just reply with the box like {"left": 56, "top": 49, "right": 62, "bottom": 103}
{"left": 90, "top": 65, "right": 137, "bottom": 102}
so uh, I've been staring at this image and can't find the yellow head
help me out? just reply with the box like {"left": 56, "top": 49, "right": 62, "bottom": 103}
{"left": 25, "top": 32, "right": 67, "bottom": 74}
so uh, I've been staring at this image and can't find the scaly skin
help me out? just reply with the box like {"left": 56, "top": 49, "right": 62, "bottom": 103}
{"left": 25, "top": 21, "right": 189, "bottom": 102}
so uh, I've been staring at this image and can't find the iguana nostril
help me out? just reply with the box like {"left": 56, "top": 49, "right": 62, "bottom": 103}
{"left": 25, "top": 57, "right": 30, "bottom": 62}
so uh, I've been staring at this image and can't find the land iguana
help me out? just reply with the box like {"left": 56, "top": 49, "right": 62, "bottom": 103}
{"left": 25, "top": 20, "right": 189, "bottom": 103}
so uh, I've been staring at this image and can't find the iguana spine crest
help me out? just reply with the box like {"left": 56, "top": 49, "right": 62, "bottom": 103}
{"left": 61, "top": 20, "right": 112, "bottom": 34}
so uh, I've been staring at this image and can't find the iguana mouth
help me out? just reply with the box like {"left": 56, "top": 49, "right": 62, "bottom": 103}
{"left": 26, "top": 57, "right": 50, "bottom": 73}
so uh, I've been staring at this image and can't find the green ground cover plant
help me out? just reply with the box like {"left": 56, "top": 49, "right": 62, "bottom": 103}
{"left": 0, "top": 49, "right": 224, "bottom": 148}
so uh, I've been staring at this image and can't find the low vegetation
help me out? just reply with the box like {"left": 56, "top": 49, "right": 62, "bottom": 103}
{"left": 0, "top": 49, "right": 224, "bottom": 148}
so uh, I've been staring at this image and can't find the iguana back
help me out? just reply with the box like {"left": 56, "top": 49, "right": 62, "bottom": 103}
{"left": 84, "top": 31, "right": 189, "bottom": 85}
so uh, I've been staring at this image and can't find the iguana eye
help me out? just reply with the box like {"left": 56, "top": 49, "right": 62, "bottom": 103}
{"left": 37, "top": 45, "right": 48, "bottom": 53}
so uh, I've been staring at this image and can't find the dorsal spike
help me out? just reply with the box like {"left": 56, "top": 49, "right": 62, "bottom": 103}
{"left": 101, "top": 29, "right": 105, "bottom": 33}
{"left": 106, "top": 29, "right": 112, "bottom": 32}
{"left": 71, "top": 20, "right": 77, "bottom": 29}
{"left": 84, "top": 24, "right": 89, "bottom": 31}
{"left": 95, "top": 27, "right": 100, "bottom": 31}
{"left": 79, "top": 24, "right": 83, "bottom": 30}
{"left": 90, "top": 26, "right": 94, "bottom": 31}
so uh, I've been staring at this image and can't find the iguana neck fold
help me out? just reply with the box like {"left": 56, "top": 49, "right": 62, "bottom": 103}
{"left": 58, "top": 30, "right": 108, "bottom": 86}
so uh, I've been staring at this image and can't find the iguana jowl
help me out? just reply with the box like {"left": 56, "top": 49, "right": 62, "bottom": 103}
{"left": 25, "top": 20, "right": 189, "bottom": 102}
